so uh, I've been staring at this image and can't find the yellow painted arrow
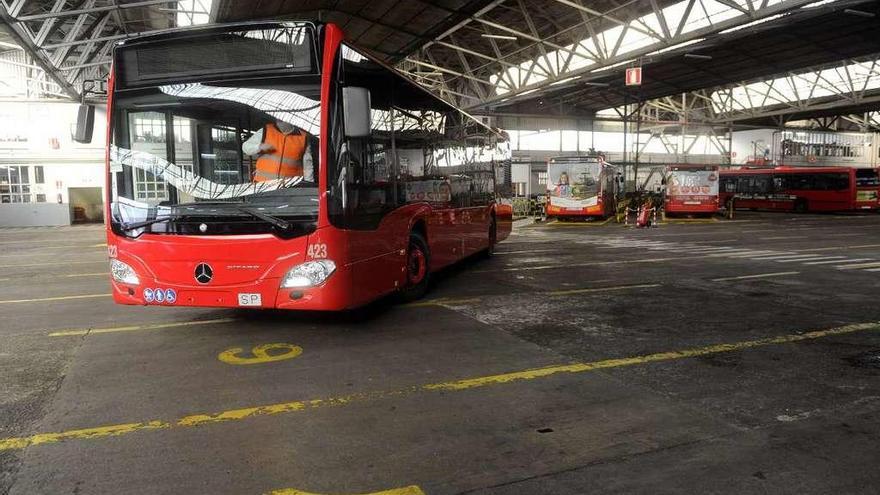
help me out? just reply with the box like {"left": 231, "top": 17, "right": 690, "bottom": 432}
{"left": 266, "top": 486, "right": 425, "bottom": 495}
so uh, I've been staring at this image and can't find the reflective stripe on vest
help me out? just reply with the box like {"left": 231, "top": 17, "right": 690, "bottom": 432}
{"left": 254, "top": 123, "right": 306, "bottom": 182}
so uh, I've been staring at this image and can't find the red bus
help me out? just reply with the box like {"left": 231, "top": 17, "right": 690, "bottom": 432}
{"left": 719, "top": 167, "right": 857, "bottom": 213}
{"left": 81, "top": 22, "right": 511, "bottom": 311}
{"left": 855, "top": 168, "right": 880, "bottom": 210}
{"left": 544, "top": 154, "right": 618, "bottom": 219}
{"left": 664, "top": 164, "right": 720, "bottom": 215}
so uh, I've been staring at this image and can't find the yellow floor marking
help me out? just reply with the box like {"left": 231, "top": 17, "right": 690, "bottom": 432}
{"left": 49, "top": 318, "right": 236, "bottom": 337}
{"left": 711, "top": 271, "right": 800, "bottom": 282}
{"left": 218, "top": 343, "right": 303, "bottom": 365}
{"left": 404, "top": 297, "right": 483, "bottom": 308}
{"left": 91, "top": 243, "right": 108, "bottom": 247}
{"left": 0, "top": 293, "right": 110, "bottom": 305}
{"left": 0, "top": 260, "right": 105, "bottom": 268}
{"left": 0, "top": 250, "right": 104, "bottom": 259}
{"left": 548, "top": 283, "right": 661, "bottom": 296}
{"left": 6, "top": 320, "right": 877, "bottom": 452}
{"left": 660, "top": 217, "right": 719, "bottom": 224}
{"left": 548, "top": 217, "right": 614, "bottom": 227}
{"left": 62, "top": 272, "right": 108, "bottom": 278}
{"left": 267, "top": 485, "right": 425, "bottom": 495}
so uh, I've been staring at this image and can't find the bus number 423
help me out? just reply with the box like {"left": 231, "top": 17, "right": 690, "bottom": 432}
{"left": 307, "top": 244, "right": 327, "bottom": 259}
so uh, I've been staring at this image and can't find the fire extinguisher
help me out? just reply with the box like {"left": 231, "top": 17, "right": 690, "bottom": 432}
{"left": 637, "top": 201, "right": 652, "bottom": 228}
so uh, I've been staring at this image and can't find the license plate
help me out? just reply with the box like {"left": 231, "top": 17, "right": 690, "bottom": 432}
{"left": 237, "top": 293, "right": 262, "bottom": 307}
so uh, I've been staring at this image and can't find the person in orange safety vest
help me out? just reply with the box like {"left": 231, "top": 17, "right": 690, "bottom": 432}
{"left": 242, "top": 120, "right": 314, "bottom": 182}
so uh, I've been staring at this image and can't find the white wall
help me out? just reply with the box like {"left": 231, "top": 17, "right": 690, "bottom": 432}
{"left": 0, "top": 100, "right": 107, "bottom": 226}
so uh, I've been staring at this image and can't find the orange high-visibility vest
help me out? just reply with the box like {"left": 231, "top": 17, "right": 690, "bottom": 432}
{"left": 254, "top": 123, "right": 306, "bottom": 182}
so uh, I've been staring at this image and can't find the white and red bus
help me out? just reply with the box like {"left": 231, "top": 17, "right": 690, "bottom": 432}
{"left": 719, "top": 167, "right": 858, "bottom": 213}
{"left": 855, "top": 167, "right": 880, "bottom": 210}
{"left": 544, "top": 154, "right": 618, "bottom": 219}
{"left": 664, "top": 164, "right": 719, "bottom": 215}
{"left": 80, "top": 21, "right": 511, "bottom": 311}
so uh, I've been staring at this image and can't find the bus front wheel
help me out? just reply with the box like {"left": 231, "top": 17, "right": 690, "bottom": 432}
{"left": 482, "top": 217, "right": 497, "bottom": 258}
{"left": 400, "top": 231, "right": 430, "bottom": 302}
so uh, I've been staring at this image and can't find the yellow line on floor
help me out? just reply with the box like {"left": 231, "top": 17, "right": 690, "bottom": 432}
{"left": 660, "top": 218, "right": 719, "bottom": 224}
{"left": 0, "top": 293, "right": 110, "bottom": 305}
{"left": 49, "top": 318, "right": 236, "bottom": 337}
{"left": 548, "top": 283, "right": 660, "bottom": 296}
{"left": 6, "top": 320, "right": 876, "bottom": 452}
{"left": 404, "top": 297, "right": 483, "bottom": 308}
{"left": 0, "top": 260, "right": 106, "bottom": 268}
{"left": 711, "top": 271, "right": 800, "bottom": 282}
{"left": 62, "top": 272, "right": 108, "bottom": 278}
{"left": 548, "top": 217, "right": 614, "bottom": 227}
{"left": 0, "top": 250, "right": 104, "bottom": 259}
{"left": 267, "top": 485, "right": 425, "bottom": 495}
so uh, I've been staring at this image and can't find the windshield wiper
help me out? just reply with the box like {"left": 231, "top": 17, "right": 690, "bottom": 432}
{"left": 120, "top": 215, "right": 185, "bottom": 231}
{"left": 236, "top": 206, "right": 290, "bottom": 230}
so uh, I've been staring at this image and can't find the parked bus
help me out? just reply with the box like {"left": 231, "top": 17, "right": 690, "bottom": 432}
{"left": 544, "top": 154, "right": 618, "bottom": 219}
{"left": 82, "top": 21, "right": 511, "bottom": 311}
{"left": 719, "top": 167, "right": 857, "bottom": 213}
{"left": 664, "top": 164, "right": 719, "bottom": 215}
{"left": 855, "top": 167, "right": 880, "bottom": 210}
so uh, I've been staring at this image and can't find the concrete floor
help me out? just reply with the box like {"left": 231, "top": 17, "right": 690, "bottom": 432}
{"left": 1, "top": 212, "right": 879, "bottom": 495}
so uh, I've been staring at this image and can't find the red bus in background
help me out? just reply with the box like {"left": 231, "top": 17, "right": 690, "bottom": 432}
{"left": 719, "top": 167, "right": 857, "bottom": 213}
{"left": 88, "top": 21, "right": 511, "bottom": 311}
{"left": 664, "top": 164, "right": 720, "bottom": 215}
{"left": 855, "top": 168, "right": 880, "bottom": 210}
{"left": 545, "top": 154, "right": 618, "bottom": 219}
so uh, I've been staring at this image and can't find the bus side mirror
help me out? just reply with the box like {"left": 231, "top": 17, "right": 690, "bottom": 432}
{"left": 73, "top": 103, "right": 95, "bottom": 143}
{"left": 343, "top": 87, "right": 371, "bottom": 138}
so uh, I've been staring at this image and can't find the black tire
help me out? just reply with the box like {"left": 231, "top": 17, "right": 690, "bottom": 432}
{"left": 399, "top": 231, "right": 430, "bottom": 302}
{"left": 794, "top": 199, "right": 808, "bottom": 213}
{"left": 482, "top": 217, "right": 497, "bottom": 258}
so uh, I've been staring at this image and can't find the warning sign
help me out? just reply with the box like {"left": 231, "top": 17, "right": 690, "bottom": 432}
{"left": 625, "top": 67, "right": 642, "bottom": 86}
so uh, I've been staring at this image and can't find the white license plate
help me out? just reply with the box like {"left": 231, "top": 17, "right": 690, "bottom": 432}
{"left": 237, "top": 293, "right": 262, "bottom": 307}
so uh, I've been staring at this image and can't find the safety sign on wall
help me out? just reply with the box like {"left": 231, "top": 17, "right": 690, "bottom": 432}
{"left": 625, "top": 67, "right": 642, "bottom": 86}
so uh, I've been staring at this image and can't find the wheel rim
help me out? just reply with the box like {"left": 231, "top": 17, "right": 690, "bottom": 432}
{"left": 407, "top": 244, "right": 427, "bottom": 285}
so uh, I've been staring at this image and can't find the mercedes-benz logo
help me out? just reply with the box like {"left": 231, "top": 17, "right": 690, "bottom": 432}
{"left": 194, "top": 263, "right": 213, "bottom": 284}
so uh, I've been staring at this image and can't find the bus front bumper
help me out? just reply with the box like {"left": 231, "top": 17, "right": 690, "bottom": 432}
{"left": 110, "top": 265, "right": 354, "bottom": 311}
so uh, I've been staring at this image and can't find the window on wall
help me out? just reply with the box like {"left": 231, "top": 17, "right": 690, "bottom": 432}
{"left": 129, "top": 111, "right": 169, "bottom": 202}
{"left": 0, "top": 165, "right": 32, "bottom": 203}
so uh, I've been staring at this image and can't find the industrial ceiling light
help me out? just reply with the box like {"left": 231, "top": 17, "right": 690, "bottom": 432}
{"left": 0, "top": 41, "right": 23, "bottom": 50}
{"left": 843, "top": 8, "right": 875, "bottom": 17}
{"left": 481, "top": 33, "right": 518, "bottom": 41}
{"left": 582, "top": 81, "right": 610, "bottom": 87}
{"left": 684, "top": 53, "right": 713, "bottom": 60}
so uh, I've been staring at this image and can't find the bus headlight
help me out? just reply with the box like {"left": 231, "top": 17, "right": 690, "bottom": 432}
{"left": 281, "top": 260, "right": 336, "bottom": 288}
{"left": 110, "top": 259, "right": 140, "bottom": 285}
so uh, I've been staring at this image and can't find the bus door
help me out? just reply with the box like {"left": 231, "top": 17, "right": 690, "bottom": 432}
{"left": 332, "top": 123, "right": 407, "bottom": 305}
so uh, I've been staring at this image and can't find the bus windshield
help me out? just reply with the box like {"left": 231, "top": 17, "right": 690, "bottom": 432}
{"left": 109, "top": 25, "right": 321, "bottom": 236}
{"left": 547, "top": 159, "right": 602, "bottom": 208}
{"left": 668, "top": 169, "right": 719, "bottom": 199}
{"left": 856, "top": 168, "right": 879, "bottom": 187}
